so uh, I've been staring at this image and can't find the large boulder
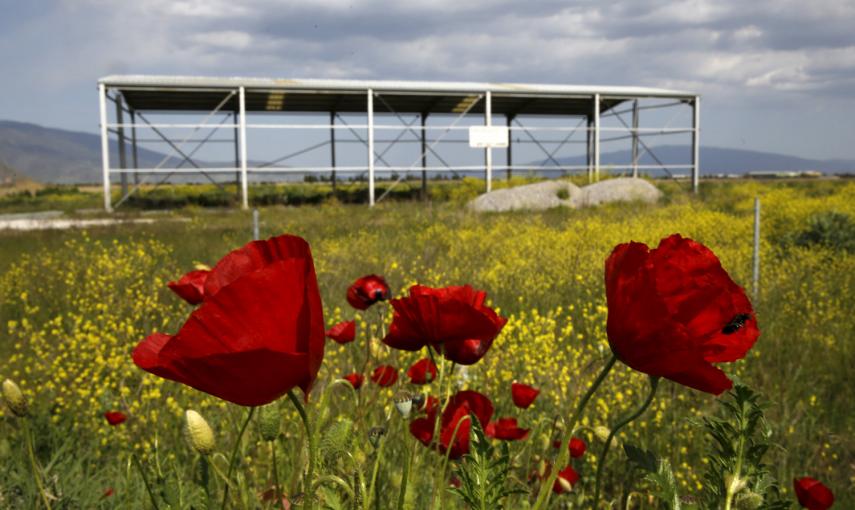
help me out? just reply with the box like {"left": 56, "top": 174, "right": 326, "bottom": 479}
{"left": 468, "top": 180, "right": 581, "bottom": 212}
{"left": 571, "top": 178, "right": 662, "bottom": 207}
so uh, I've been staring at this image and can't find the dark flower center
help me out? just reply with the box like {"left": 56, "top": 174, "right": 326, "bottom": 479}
{"left": 721, "top": 313, "right": 751, "bottom": 335}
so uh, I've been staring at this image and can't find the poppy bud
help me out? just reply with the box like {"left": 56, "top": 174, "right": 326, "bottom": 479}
{"left": 553, "top": 465, "right": 579, "bottom": 494}
{"left": 367, "top": 426, "right": 386, "bottom": 449}
{"left": 184, "top": 410, "right": 216, "bottom": 455}
{"left": 593, "top": 425, "right": 611, "bottom": 443}
{"left": 736, "top": 490, "right": 763, "bottom": 510}
{"left": 2, "top": 379, "right": 28, "bottom": 417}
{"left": 257, "top": 403, "right": 280, "bottom": 442}
{"left": 393, "top": 392, "right": 414, "bottom": 419}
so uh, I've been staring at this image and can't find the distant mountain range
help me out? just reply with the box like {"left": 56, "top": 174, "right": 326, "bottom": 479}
{"left": 1, "top": 119, "right": 853, "bottom": 184}
{"left": 542, "top": 145, "right": 855, "bottom": 174}
{"left": 0, "top": 120, "right": 167, "bottom": 184}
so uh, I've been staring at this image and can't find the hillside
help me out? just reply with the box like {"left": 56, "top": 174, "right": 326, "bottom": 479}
{"left": 0, "top": 120, "right": 165, "bottom": 184}
{"left": 547, "top": 145, "right": 855, "bottom": 174}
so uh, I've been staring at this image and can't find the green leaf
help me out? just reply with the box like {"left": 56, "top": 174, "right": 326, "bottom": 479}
{"left": 623, "top": 443, "right": 658, "bottom": 472}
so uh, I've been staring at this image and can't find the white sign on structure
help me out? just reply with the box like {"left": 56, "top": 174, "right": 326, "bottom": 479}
{"left": 469, "top": 126, "right": 509, "bottom": 148}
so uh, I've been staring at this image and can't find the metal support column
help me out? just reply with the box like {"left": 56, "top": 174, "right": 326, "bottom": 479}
{"left": 421, "top": 112, "right": 428, "bottom": 200}
{"left": 631, "top": 99, "right": 639, "bottom": 178}
{"left": 506, "top": 114, "right": 513, "bottom": 180}
{"left": 99, "top": 83, "right": 112, "bottom": 212}
{"left": 586, "top": 115, "right": 592, "bottom": 182}
{"left": 233, "top": 111, "right": 240, "bottom": 194}
{"left": 484, "top": 90, "right": 493, "bottom": 192}
{"left": 692, "top": 96, "right": 700, "bottom": 193}
{"left": 130, "top": 109, "right": 139, "bottom": 186}
{"left": 330, "top": 111, "right": 337, "bottom": 193}
{"left": 367, "top": 89, "right": 375, "bottom": 206}
{"left": 238, "top": 87, "right": 249, "bottom": 209}
{"left": 593, "top": 93, "right": 601, "bottom": 182}
{"left": 115, "top": 93, "right": 128, "bottom": 199}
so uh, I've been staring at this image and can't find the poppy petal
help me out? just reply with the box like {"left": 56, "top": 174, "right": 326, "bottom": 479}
{"left": 167, "top": 269, "right": 210, "bottom": 304}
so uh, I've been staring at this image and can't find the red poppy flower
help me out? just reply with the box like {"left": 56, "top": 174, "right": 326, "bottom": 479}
{"left": 167, "top": 269, "right": 210, "bottom": 305}
{"left": 485, "top": 417, "right": 530, "bottom": 441}
{"left": 511, "top": 382, "right": 539, "bottom": 409}
{"left": 569, "top": 437, "right": 586, "bottom": 458}
{"left": 793, "top": 477, "right": 834, "bottom": 510}
{"left": 102, "top": 487, "right": 115, "bottom": 498}
{"left": 103, "top": 411, "right": 127, "bottom": 426}
{"left": 326, "top": 321, "right": 356, "bottom": 344}
{"left": 552, "top": 465, "right": 580, "bottom": 494}
{"left": 371, "top": 365, "right": 398, "bottom": 387}
{"left": 342, "top": 373, "right": 364, "bottom": 390}
{"left": 383, "top": 285, "right": 507, "bottom": 365}
{"left": 605, "top": 234, "right": 759, "bottom": 395}
{"left": 347, "top": 275, "right": 390, "bottom": 310}
{"left": 133, "top": 235, "right": 325, "bottom": 406}
{"left": 407, "top": 358, "right": 438, "bottom": 384}
{"left": 423, "top": 395, "right": 439, "bottom": 414}
{"left": 409, "top": 390, "right": 493, "bottom": 459}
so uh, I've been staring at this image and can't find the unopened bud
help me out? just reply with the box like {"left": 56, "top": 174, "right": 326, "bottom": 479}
{"left": 257, "top": 403, "right": 280, "bottom": 442}
{"left": 2, "top": 379, "right": 28, "bottom": 417}
{"left": 367, "top": 426, "right": 386, "bottom": 449}
{"left": 593, "top": 425, "right": 611, "bottom": 443}
{"left": 557, "top": 476, "right": 575, "bottom": 493}
{"left": 184, "top": 410, "right": 215, "bottom": 455}
{"left": 736, "top": 491, "right": 763, "bottom": 510}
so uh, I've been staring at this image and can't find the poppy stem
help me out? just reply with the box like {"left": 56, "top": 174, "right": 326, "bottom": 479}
{"left": 221, "top": 406, "right": 255, "bottom": 510}
{"left": 397, "top": 425, "right": 417, "bottom": 510}
{"left": 531, "top": 354, "right": 617, "bottom": 510}
{"left": 131, "top": 452, "right": 160, "bottom": 510}
{"left": 592, "top": 376, "right": 659, "bottom": 509}
{"left": 364, "top": 434, "right": 387, "bottom": 510}
{"left": 287, "top": 390, "right": 316, "bottom": 510}
{"left": 23, "top": 420, "right": 52, "bottom": 510}
{"left": 270, "top": 442, "right": 281, "bottom": 507}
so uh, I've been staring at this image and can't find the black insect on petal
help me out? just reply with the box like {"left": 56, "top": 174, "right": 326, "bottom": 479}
{"left": 722, "top": 313, "right": 751, "bottom": 335}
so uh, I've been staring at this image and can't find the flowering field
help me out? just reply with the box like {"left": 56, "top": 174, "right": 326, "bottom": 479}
{"left": 0, "top": 179, "right": 852, "bottom": 509}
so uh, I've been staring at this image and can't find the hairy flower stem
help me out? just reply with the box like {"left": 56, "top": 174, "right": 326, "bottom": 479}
{"left": 531, "top": 354, "right": 617, "bottom": 510}
{"left": 429, "top": 347, "right": 455, "bottom": 508}
{"left": 397, "top": 422, "right": 416, "bottom": 510}
{"left": 221, "top": 407, "right": 255, "bottom": 510}
{"left": 723, "top": 407, "right": 749, "bottom": 510}
{"left": 132, "top": 453, "right": 160, "bottom": 510}
{"left": 288, "top": 390, "right": 316, "bottom": 510}
{"left": 592, "top": 376, "right": 659, "bottom": 509}
{"left": 23, "top": 422, "right": 52, "bottom": 510}
{"left": 364, "top": 435, "right": 387, "bottom": 510}
{"left": 270, "top": 442, "right": 282, "bottom": 506}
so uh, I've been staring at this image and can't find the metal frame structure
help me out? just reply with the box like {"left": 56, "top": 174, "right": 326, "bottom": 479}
{"left": 98, "top": 75, "right": 700, "bottom": 211}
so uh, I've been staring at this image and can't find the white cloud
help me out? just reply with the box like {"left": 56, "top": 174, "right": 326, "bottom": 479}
{"left": 3, "top": 0, "right": 855, "bottom": 158}
{"left": 188, "top": 31, "right": 254, "bottom": 50}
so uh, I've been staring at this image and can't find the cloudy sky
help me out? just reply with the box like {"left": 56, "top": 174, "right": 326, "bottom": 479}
{"left": 2, "top": 0, "right": 854, "bottom": 159}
